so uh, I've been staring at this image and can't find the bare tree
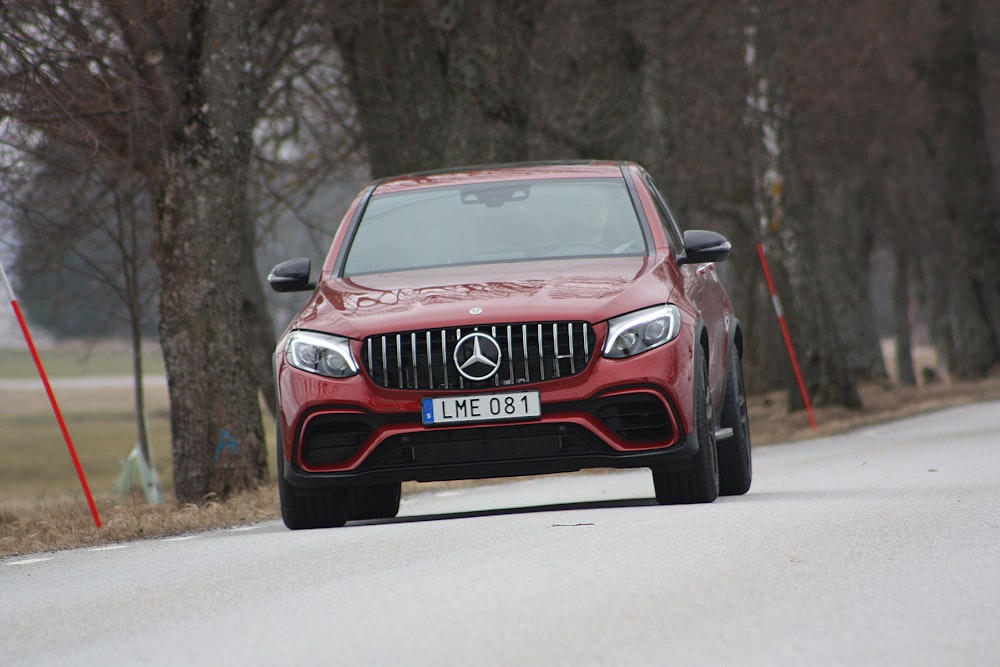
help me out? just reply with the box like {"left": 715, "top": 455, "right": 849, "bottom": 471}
{"left": 3, "top": 138, "right": 160, "bottom": 469}
{"left": 0, "top": 1, "right": 328, "bottom": 502}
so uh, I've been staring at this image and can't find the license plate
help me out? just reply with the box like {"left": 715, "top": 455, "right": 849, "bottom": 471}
{"left": 422, "top": 390, "right": 541, "bottom": 425}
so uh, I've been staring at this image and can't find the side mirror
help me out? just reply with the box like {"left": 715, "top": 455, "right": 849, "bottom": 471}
{"left": 678, "top": 230, "right": 731, "bottom": 265}
{"left": 267, "top": 257, "right": 316, "bottom": 293}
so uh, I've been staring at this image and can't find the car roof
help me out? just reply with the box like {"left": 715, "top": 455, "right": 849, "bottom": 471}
{"left": 373, "top": 160, "right": 628, "bottom": 195}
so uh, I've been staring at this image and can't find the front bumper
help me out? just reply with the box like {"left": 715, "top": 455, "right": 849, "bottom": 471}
{"left": 276, "top": 329, "right": 699, "bottom": 490}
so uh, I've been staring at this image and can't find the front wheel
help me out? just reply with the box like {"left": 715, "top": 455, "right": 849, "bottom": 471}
{"left": 348, "top": 482, "right": 402, "bottom": 521}
{"left": 277, "top": 434, "right": 349, "bottom": 530}
{"left": 651, "top": 344, "right": 719, "bottom": 504}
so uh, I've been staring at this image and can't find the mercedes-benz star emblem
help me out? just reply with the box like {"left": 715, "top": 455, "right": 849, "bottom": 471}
{"left": 453, "top": 332, "right": 503, "bottom": 381}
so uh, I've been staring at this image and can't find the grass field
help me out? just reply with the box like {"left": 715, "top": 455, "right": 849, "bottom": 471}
{"left": 0, "top": 340, "right": 274, "bottom": 502}
{"left": 0, "top": 340, "right": 166, "bottom": 378}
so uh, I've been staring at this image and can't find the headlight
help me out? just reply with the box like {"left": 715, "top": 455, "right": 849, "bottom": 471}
{"left": 603, "top": 305, "right": 681, "bottom": 358}
{"left": 285, "top": 330, "right": 359, "bottom": 378}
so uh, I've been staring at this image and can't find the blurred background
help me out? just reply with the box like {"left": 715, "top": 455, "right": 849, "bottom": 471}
{"left": 2, "top": 1, "right": 998, "bottom": 501}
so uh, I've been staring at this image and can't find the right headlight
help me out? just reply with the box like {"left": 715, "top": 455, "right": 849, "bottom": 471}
{"left": 603, "top": 304, "right": 681, "bottom": 358}
{"left": 285, "top": 330, "right": 359, "bottom": 378}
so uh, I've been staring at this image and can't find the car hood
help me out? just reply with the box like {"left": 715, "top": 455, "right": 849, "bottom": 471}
{"left": 291, "top": 257, "right": 680, "bottom": 338}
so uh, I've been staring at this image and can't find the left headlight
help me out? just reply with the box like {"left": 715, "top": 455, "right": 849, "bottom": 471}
{"left": 603, "top": 304, "right": 681, "bottom": 358}
{"left": 285, "top": 330, "right": 359, "bottom": 378}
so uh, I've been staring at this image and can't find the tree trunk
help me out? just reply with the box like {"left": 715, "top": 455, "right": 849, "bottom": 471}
{"left": 151, "top": 4, "right": 270, "bottom": 503}
{"left": 156, "top": 148, "right": 268, "bottom": 503}
{"left": 331, "top": 1, "right": 538, "bottom": 176}
{"left": 925, "top": 0, "right": 1000, "bottom": 379}
{"left": 742, "top": 6, "right": 860, "bottom": 411}
{"left": 893, "top": 243, "right": 917, "bottom": 386}
{"left": 331, "top": 2, "right": 451, "bottom": 176}
{"left": 775, "top": 175, "right": 863, "bottom": 411}
{"left": 526, "top": 3, "right": 646, "bottom": 160}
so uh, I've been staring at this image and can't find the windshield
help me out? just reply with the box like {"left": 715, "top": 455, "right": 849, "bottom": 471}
{"left": 342, "top": 177, "right": 646, "bottom": 275}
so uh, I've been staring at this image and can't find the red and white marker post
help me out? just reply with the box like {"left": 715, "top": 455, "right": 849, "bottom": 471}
{"left": 756, "top": 242, "right": 818, "bottom": 430}
{"left": 0, "top": 259, "right": 102, "bottom": 528}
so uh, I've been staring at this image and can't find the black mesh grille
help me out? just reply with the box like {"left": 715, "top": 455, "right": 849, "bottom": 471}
{"left": 303, "top": 420, "right": 372, "bottom": 465}
{"left": 362, "top": 321, "right": 595, "bottom": 390}
{"left": 597, "top": 396, "right": 672, "bottom": 442}
{"left": 369, "top": 423, "right": 611, "bottom": 469}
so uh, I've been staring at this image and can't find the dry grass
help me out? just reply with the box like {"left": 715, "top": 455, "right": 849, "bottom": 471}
{"left": 0, "top": 487, "right": 279, "bottom": 557}
{"left": 748, "top": 374, "right": 1000, "bottom": 446}
{"left": 3, "top": 341, "right": 999, "bottom": 559}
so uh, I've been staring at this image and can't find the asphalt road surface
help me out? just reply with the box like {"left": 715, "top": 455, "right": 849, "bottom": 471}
{"left": 3, "top": 400, "right": 999, "bottom": 666}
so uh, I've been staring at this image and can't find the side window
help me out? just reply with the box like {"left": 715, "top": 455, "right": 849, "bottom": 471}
{"left": 644, "top": 175, "right": 685, "bottom": 258}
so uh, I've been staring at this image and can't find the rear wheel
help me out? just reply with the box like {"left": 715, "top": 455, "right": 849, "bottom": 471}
{"left": 651, "top": 344, "right": 719, "bottom": 504}
{"left": 348, "top": 483, "right": 402, "bottom": 521}
{"left": 718, "top": 342, "right": 752, "bottom": 496}
{"left": 277, "top": 434, "right": 349, "bottom": 530}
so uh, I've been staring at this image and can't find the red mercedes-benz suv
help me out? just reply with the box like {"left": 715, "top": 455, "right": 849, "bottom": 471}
{"left": 268, "top": 160, "right": 751, "bottom": 529}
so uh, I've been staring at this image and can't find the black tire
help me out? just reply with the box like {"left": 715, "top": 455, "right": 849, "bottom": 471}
{"left": 277, "top": 434, "right": 349, "bottom": 530}
{"left": 348, "top": 483, "right": 402, "bottom": 521}
{"left": 718, "top": 342, "right": 752, "bottom": 496}
{"left": 651, "top": 344, "right": 719, "bottom": 504}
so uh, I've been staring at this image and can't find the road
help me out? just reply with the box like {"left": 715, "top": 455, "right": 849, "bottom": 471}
{"left": 2, "top": 400, "right": 999, "bottom": 666}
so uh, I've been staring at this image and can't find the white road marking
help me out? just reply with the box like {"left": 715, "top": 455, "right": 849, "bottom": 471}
{"left": 6, "top": 557, "right": 53, "bottom": 566}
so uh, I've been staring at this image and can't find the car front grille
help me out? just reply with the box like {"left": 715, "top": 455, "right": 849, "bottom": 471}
{"left": 362, "top": 321, "right": 596, "bottom": 391}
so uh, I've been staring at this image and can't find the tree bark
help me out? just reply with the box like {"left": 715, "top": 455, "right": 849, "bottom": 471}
{"left": 331, "top": 1, "right": 539, "bottom": 176}
{"left": 925, "top": 0, "right": 1000, "bottom": 379}
{"left": 148, "top": 3, "right": 271, "bottom": 502}
{"left": 893, "top": 243, "right": 917, "bottom": 386}
{"left": 156, "top": 150, "right": 268, "bottom": 502}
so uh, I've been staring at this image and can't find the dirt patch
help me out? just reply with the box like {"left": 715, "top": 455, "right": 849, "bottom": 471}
{"left": 3, "top": 375, "right": 999, "bottom": 558}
